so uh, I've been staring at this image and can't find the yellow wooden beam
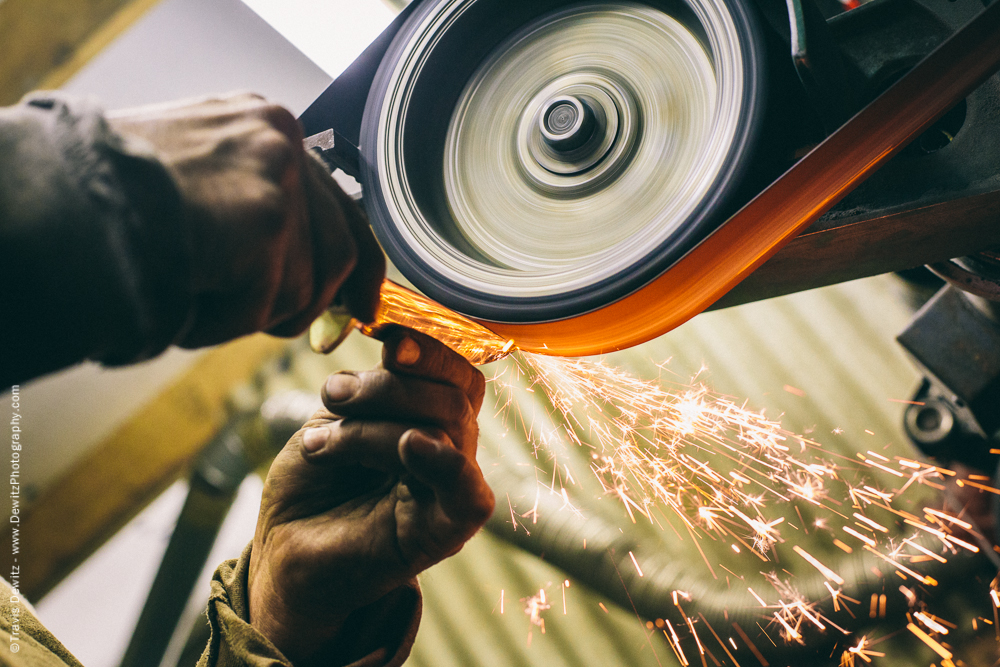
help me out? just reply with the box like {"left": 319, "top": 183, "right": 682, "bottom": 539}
{"left": 0, "top": 334, "right": 288, "bottom": 601}
{"left": 0, "top": 0, "right": 163, "bottom": 105}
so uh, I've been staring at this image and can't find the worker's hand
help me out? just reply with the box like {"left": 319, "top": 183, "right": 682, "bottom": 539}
{"left": 247, "top": 328, "right": 494, "bottom": 664}
{"left": 107, "top": 93, "right": 384, "bottom": 348}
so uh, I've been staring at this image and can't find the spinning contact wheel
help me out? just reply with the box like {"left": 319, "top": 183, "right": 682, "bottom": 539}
{"left": 361, "top": 0, "right": 768, "bottom": 329}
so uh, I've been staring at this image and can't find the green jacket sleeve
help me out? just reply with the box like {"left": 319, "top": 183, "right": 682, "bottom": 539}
{"left": 0, "top": 544, "right": 420, "bottom": 667}
{"left": 199, "top": 544, "right": 421, "bottom": 667}
{"left": 0, "top": 92, "right": 194, "bottom": 388}
{"left": 0, "top": 576, "right": 84, "bottom": 667}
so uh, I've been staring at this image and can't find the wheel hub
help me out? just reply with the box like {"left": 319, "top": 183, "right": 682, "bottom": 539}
{"left": 520, "top": 73, "right": 638, "bottom": 191}
{"left": 540, "top": 96, "right": 592, "bottom": 150}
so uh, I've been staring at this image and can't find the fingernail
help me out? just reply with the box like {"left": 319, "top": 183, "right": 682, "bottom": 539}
{"left": 302, "top": 427, "right": 328, "bottom": 453}
{"left": 325, "top": 373, "right": 359, "bottom": 401}
{"left": 396, "top": 337, "right": 421, "bottom": 366}
{"left": 406, "top": 430, "right": 441, "bottom": 458}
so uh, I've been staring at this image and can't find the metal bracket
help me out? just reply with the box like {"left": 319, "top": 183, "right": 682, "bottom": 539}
{"left": 298, "top": 1, "right": 421, "bottom": 146}
{"left": 304, "top": 127, "right": 362, "bottom": 180}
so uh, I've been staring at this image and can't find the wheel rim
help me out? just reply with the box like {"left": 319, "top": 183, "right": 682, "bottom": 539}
{"left": 363, "top": 0, "right": 764, "bottom": 324}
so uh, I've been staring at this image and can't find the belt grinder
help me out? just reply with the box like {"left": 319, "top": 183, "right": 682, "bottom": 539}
{"left": 301, "top": 0, "right": 1000, "bottom": 362}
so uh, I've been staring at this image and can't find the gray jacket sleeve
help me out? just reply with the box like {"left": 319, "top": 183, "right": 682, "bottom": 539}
{"left": 0, "top": 92, "right": 194, "bottom": 388}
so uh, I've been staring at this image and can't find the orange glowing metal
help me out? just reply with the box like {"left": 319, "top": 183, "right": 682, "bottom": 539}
{"left": 360, "top": 280, "right": 513, "bottom": 365}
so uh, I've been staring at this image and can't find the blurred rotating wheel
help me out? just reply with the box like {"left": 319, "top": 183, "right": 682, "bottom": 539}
{"left": 362, "top": 0, "right": 766, "bottom": 331}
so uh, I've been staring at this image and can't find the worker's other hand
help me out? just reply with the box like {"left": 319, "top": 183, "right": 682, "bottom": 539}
{"left": 247, "top": 329, "right": 494, "bottom": 664}
{"left": 107, "top": 93, "right": 384, "bottom": 348}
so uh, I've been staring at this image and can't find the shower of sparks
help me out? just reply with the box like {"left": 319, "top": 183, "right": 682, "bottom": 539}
{"left": 495, "top": 353, "right": 815, "bottom": 552}
{"left": 343, "top": 282, "right": 994, "bottom": 659}
{"left": 487, "top": 350, "right": 996, "bottom": 662}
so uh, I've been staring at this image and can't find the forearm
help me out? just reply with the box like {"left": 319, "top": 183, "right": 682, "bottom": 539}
{"left": 202, "top": 544, "right": 421, "bottom": 667}
{"left": 0, "top": 92, "right": 193, "bottom": 387}
{"left": 247, "top": 553, "right": 348, "bottom": 665}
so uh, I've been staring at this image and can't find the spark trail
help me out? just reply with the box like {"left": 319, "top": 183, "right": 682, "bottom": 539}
{"left": 491, "top": 351, "right": 994, "bottom": 664}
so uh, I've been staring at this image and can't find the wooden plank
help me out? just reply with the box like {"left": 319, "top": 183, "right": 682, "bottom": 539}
{"left": 712, "top": 187, "right": 1000, "bottom": 309}
{"left": 0, "top": 0, "right": 163, "bottom": 105}
{"left": 0, "top": 334, "right": 288, "bottom": 601}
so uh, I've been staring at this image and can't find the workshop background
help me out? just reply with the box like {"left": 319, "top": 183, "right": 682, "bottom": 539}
{"left": 1, "top": 0, "right": 997, "bottom": 666}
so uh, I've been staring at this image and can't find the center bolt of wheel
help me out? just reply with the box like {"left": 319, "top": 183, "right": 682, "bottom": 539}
{"left": 519, "top": 76, "right": 634, "bottom": 185}
{"left": 539, "top": 95, "right": 597, "bottom": 153}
